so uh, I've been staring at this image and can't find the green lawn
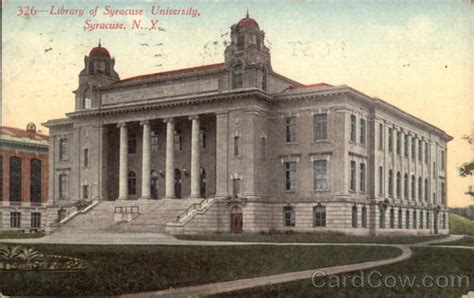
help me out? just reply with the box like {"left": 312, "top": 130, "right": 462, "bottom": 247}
{"left": 449, "top": 214, "right": 474, "bottom": 236}
{"left": 215, "top": 247, "right": 474, "bottom": 297}
{"left": 0, "top": 231, "right": 45, "bottom": 239}
{"left": 0, "top": 244, "right": 400, "bottom": 296}
{"left": 440, "top": 236, "right": 474, "bottom": 247}
{"left": 176, "top": 232, "right": 446, "bottom": 244}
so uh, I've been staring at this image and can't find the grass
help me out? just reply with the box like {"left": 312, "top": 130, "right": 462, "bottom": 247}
{"left": 440, "top": 236, "right": 474, "bottom": 247}
{"left": 176, "top": 232, "right": 446, "bottom": 244}
{"left": 449, "top": 214, "right": 474, "bottom": 236}
{"left": 0, "top": 231, "right": 45, "bottom": 239}
{"left": 0, "top": 244, "right": 400, "bottom": 296}
{"left": 215, "top": 247, "right": 474, "bottom": 298}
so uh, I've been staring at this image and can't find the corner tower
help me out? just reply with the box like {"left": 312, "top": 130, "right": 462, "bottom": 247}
{"left": 225, "top": 13, "right": 271, "bottom": 90}
{"left": 74, "top": 41, "right": 119, "bottom": 110}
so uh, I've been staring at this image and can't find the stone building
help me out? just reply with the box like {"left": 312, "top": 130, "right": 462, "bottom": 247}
{"left": 44, "top": 15, "right": 452, "bottom": 235}
{"left": 0, "top": 123, "right": 49, "bottom": 231}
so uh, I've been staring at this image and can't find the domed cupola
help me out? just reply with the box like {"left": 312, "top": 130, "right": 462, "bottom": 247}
{"left": 74, "top": 41, "right": 120, "bottom": 111}
{"left": 225, "top": 12, "right": 271, "bottom": 91}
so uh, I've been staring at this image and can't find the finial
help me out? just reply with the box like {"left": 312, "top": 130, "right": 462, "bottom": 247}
{"left": 98, "top": 39, "right": 102, "bottom": 47}
{"left": 246, "top": 9, "right": 249, "bottom": 18}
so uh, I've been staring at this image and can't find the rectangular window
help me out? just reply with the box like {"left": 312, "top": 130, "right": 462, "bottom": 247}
{"left": 413, "top": 211, "right": 417, "bottom": 229}
{"left": 59, "top": 138, "right": 69, "bottom": 161}
{"left": 418, "top": 140, "right": 423, "bottom": 161}
{"left": 232, "top": 178, "right": 241, "bottom": 198}
{"left": 361, "top": 207, "right": 367, "bottom": 228}
{"left": 424, "top": 142, "right": 429, "bottom": 163}
{"left": 59, "top": 174, "right": 68, "bottom": 199}
{"left": 31, "top": 212, "right": 41, "bottom": 228}
{"left": 406, "top": 211, "right": 410, "bottom": 229}
{"left": 350, "top": 161, "right": 356, "bottom": 191}
{"left": 378, "top": 123, "right": 384, "bottom": 150}
{"left": 314, "top": 114, "right": 327, "bottom": 140}
{"left": 433, "top": 161, "right": 436, "bottom": 178}
{"left": 284, "top": 162, "right": 297, "bottom": 191}
{"left": 283, "top": 207, "right": 295, "bottom": 227}
{"left": 360, "top": 163, "right": 366, "bottom": 193}
{"left": 441, "top": 150, "right": 445, "bottom": 170}
{"left": 83, "top": 148, "right": 89, "bottom": 167}
{"left": 313, "top": 160, "right": 328, "bottom": 190}
{"left": 390, "top": 209, "right": 395, "bottom": 228}
{"left": 234, "top": 136, "right": 240, "bottom": 157}
{"left": 378, "top": 166, "right": 384, "bottom": 195}
{"left": 83, "top": 184, "right": 89, "bottom": 200}
{"left": 151, "top": 131, "right": 159, "bottom": 152}
{"left": 398, "top": 209, "right": 403, "bottom": 229}
{"left": 128, "top": 134, "right": 137, "bottom": 154}
{"left": 412, "top": 137, "right": 416, "bottom": 160}
{"left": 388, "top": 128, "right": 393, "bottom": 153}
{"left": 313, "top": 207, "right": 326, "bottom": 227}
{"left": 199, "top": 128, "right": 207, "bottom": 149}
{"left": 285, "top": 117, "right": 296, "bottom": 143}
{"left": 404, "top": 134, "right": 409, "bottom": 158}
{"left": 379, "top": 208, "right": 386, "bottom": 228}
{"left": 10, "top": 212, "right": 21, "bottom": 228}
{"left": 350, "top": 115, "right": 356, "bottom": 142}
{"left": 396, "top": 131, "right": 401, "bottom": 155}
{"left": 427, "top": 212, "right": 430, "bottom": 229}
{"left": 420, "top": 212, "right": 424, "bottom": 229}
{"left": 360, "top": 118, "right": 366, "bottom": 145}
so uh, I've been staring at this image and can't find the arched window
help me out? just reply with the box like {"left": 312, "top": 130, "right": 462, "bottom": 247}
{"left": 232, "top": 62, "right": 243, "bottom": 89}
{"left": 313, "top": 206, "right": 326, "bottom": 227}
{"left": 128, "top": 171, "right": 136, "bottom": 195}
{"left": 411, "top": 175, "right": 416, "bottom": 200}
{"left": 237, "top": 35, "right": 245, "bottom": 50}
{"left": 418, "top": 177, "right": 422, "bottom": 201}
{"left": 30, "top": 159, "right": 42, "bottom": 202}
{"left": 389, "top": 208, "right": 395, "bottom": 228}
{"left": 398, "top": 209, "right": 402, "bottom": 229}
{"left": 388, "top": 170, "right": 393, "bottom": 197}
{"left": 404, "top": 173, "right": 409, "bottom": 199}
{"left": 361, "top": 206, "right": 367, "bottom": 228}
{"left": 379, "top": 207, "right": 386, "bottom": 228}
{"left": 352, "top": 205, "right": 358, "bottom": 228}
{"left": 424, "top": 178, "right": 429, "bottom": 201}
{"left": 9, "top": 157, "right": 22, "bottom": 202}
{"left": 174, "top": 129, "right": 182, "bottom": 151}
{"left": 200, "top": 167, "right": 206, "bottom": 198}
{"left": 396, "top": 172, "right": 401, "bottom": 198}
{"left": 88, "top": 61, "right": 95, "bottom": 74}
{"left": 405, "top": 210, "right": 410, "bottom": 229}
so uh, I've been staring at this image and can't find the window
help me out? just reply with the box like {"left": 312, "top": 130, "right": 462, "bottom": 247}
{"left": 313, "top": 206, "right": 326, "bottom": 227}
{"left": 30, "top": 159, "right": 42, "bottom": 203}
{"left": 388, "top": 128, "right": 393, "bottom": 153}
{"left": 411, "top": 175, "right": 416, "bottom": 200}
{"left": 59, "top": 174, "right": 68, "bottom": 199}
{"left": 128, "top": 133, "right": 137, "bottom": 154}
{"left": 433, "top": 192, "right": 437, "bottom": 204}
{"left": 151, "top": 131, "right": 159, "bottom": 152}
{"left": 427, "top": 211, "right": 430, "bottom": 229}
{"left": 31, "top": 212, "right": 41, "bottom": 228}
{"left": 284, "top": 162, "right": 297, "bottom": 191}
{"left": 350, "top": 161, "right": 356, "bottom": 191}
{"left": 10, "top": 212, "right": 21, "bottom": 228}
{"left": 59, "top": 138, "right": 69, "bottom": 161}
{"left": 314, "top": 114, "right": 327, "bottom": 140}
{"left": 361, "top": 207, "right": 367, "bottom": 228}
{"left": 350, "top": 115, "right": 356, "bottom": 142}
{"left": 390, "top": 208, "right": 395, "bottom": 228}
{"left": 442, "top": 213, "right": 446, "bottom": 229}
{"left": 83, "top": 184, "right": 89, "bottom": 200}
{"left": 411, "top": 137, "right": 416, "bottom": 160}
{"left": 379, "top": 208, "right": 386, "bottom": 228}
{"left": 420, "top": 211, "right": 424, "bottom": 229}
{"left": 424, "top": 179, "right": 429, "bottom": 201}
{"left": 352, "top": 206, "right": 358, "bottom": 228}
{"left": 200, "top": 168, "right": 206, "bottom": 198}
{"left": 200, "top": 128, "right": 207, "bottom": 149}
{"left": 441, "top": 182, "right": 445, "bottom": 205}
{"left": 441, "top": 150, "right": 445, "bottom": 170}
{"left": 413, "top": 210, "right": 417, "bottom": 229}
{"left": 360, "top": 118, "right": 366, "bottom": 145}
{"left": 174, "top": 130, "right": 182, "bottom": 151}
{"left": 234, "top": 136, "right": 240, "bottom": 157}
{"left": 424, "top": 142, "right": 429, "bottom": 163}
{"left": 404, "top": 173, "right": 409, "bottom": 199}
{"left": 433, "top": 162, "right": 436, "bottom": 178}
{"left": 396, "top": 131, "right": 401, "bottom": 155}
{"left": 284, "top": 206, "right": 295, "bottom": 227}
{"left": 404, "top": 134, "right": 409, "bottom": 158}
{"left": 232, "top": 63, "right": 243, "bottom": 89}
{"left": 418, "top": 140, "right": 423, "bottom": 161}
{"left": 84, "top": 97, "right": 92, "bottom": 109}
{"left": 388, "top": 170, "right": 393, "bottom": 197}
{"left": 285, "top": 117, "right": 296, "bottom": 143}
{"left": 128, "top": 171, "right": 136, "bottom": 195}
{"left": 232, "top": 178, "right": 241, "bottom": 198}
{"left": 313, "top": 160, "right": 328, "bottom": 190}
{"left": 398, "top": 209, "right": 403, "bottom": 229}
{"left": 418, "top": 177, "right": 422, "bottom": 201}
{"left": 83, "top": 148, "right": 89, "bottom": 167}
{"left": 360, "top": 163, "right": 366, "bottom": 193}
{"left": 261, "top": 67, "right": 268, "bottom": 91}
{"left": 406, "top": 210, "right": 410, "bottom": 229}
{"left": 396, "top": 172, "right": 401, "bottom": 198}
{"left": 378, "top": 123, "right": 384, "bottom": 150}
{"left": 378, "top": 166, "right": 383, "bottom": 195}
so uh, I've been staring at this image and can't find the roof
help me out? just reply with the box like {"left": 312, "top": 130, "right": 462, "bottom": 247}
{"left": 284, "top": 83, "right": 333, "bottom": 92}
{"left": 236, "top": 17, "right": 259, "bottom": 29}
{"left": 89, "top": 44, "right": 111, "bottom": 59}
{"left": 112, "top": 63, "right": 225, "bottom": 86}
{"left": 0, "top": 126, "right": 49, "bottom": 148}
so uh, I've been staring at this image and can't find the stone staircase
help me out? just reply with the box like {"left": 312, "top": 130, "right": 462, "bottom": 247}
{"left": 53, "top": 199, "right": 202, "bottom": 235}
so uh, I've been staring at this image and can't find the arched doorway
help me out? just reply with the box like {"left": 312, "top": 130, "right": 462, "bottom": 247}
{"left": 174, "top": 169, "right": 182, "bottom": 199}
{"left": 200, "top": 167, "right": 206, "bottom": 198}
{"left": 230, "top": 206, "right": 243, "bottom": 234}
{"left": 151, "top": 170, "right": 158, "bottom": 199}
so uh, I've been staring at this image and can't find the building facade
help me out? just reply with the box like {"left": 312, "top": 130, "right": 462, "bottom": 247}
{"left": 0, "top": 124, "right": 49, "bottom": 231}
{"left": 44, "top": 16, "right": 452, "bottom": 235}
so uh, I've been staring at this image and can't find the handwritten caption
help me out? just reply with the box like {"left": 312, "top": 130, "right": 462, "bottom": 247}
{"left": 16, "top": 5, "right": 201, "bottom": 31}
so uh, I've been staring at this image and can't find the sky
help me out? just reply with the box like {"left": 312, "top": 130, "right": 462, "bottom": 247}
{"left": 1, "top": 0, "right": 473, "bottom": 207}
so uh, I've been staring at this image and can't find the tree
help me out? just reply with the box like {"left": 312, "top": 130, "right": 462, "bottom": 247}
{"left": 459, "top": 135, "right": 474, "bottom": 197}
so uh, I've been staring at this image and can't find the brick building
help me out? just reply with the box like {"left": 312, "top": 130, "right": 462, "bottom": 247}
{"left": 44, "top": 15, "right": 452, "bottom": 235}
{"left": 0, "top": 123, "right": 49, "bottom": 231}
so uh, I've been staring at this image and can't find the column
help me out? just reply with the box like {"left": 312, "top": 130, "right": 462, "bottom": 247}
{"left": 118, "top": 123, "right": 128, "bottom": 200}
{"left": 215, "top": 112, "right": 229, "bottom": 197}
{"left": 189, "top": 115, "right": 201, "bottom": 198}
{"left": 164, "top": 118, "right": 175, "bottom": 199}
{"left": 140, "top": 120, "right": 151, "bottom": 200}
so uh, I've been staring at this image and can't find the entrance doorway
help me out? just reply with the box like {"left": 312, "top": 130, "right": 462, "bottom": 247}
{"left": 174, "top": 169, "right": 182, "bottom": 199}
{"left": 151, "top": 170, "right": 158, "bottom": 199}
{"left": 230, "top": 206, "right": 243, "bottom": 234}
